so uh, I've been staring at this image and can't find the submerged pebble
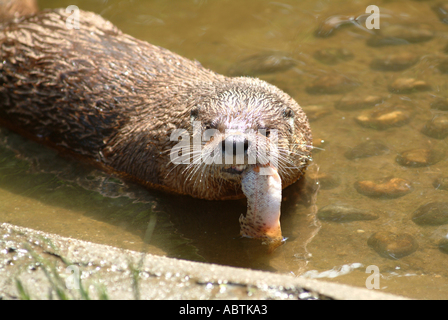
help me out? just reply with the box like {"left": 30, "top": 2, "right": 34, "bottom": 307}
{"left": 355, "top": 104, "right": 412, "bottom": 130}
{"left": 307, "top": 171, "right": 340, "bottom": 190}
{"left": 370, "top": 52, "right": 419, "bottom": 71}
{"left": 335, "top": 95, "right": 383, "bottom": 111}
{"left": 344, "top": 140, "right": 389, "bottom": 160}
{"left": 301, "top": 105, "right": 331, "bottom": 122}
{"left": 368, "top": 231, "right": 418, "bottom": 259}
{"left": 438, "top": 238, "right": 448, "bottom": 255}
{"left": 433, "top": 176, "right": 448, "bottom": 191}
{"left": 388, "top": 78, "right": 431, "bottom": 93}
{"left": 317, "top": 204, "right": 378, "bottom": 222}
{"left": 431, "top": 98, "right": 448, "bottom": 111}
{"left": 313, "top": 48, "right": 354, "bottom": 65}
{"left": 421, "top": 115, "right": 448, "bottom": 139}
{"left": 396, "top": 148, "right": 441, "bottom": 167}
{"left": 367, "top": 24, "right": 434, "bottom": 47}
{"left": 306, "top": 74, "right": 359, "bottom": 95}
{"left": 355, "top": 177, "right": 413, "bottom": 199}
{"left": 412, "top": 202, "right": 448, "bottom": 226}
{"left": 228, "top": 52, "right": 296, "bottom": 76}
{"left": 438, "top": 59, "right": 448, "bottom": 73}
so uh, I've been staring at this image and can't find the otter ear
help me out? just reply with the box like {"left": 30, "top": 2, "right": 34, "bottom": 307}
{"left": 190, "top": 106, "right": 200, "bottom": 123}
{"left": 282, "top": 107, "right": 295, "bottom": 133}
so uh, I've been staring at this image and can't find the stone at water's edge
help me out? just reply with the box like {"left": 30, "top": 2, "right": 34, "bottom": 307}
{"left": 0, "top": 223, "right": 408, "bottom": 300}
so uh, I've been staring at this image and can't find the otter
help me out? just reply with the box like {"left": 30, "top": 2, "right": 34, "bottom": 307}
{"left": 0, "top": 8, "right": 312, "bottom": 246}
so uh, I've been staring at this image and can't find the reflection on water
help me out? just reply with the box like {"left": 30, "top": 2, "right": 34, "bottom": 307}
{"left": 2, "top": 0, "right": 448, "bottom": 299}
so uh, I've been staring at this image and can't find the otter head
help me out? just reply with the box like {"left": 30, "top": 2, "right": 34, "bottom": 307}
{"left": 172, "top": 77, "right": 312, "bottom": 199}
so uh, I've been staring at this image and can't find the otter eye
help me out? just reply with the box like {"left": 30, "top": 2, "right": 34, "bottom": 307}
{"left": 204, "top": 121, "right": 217, "bottom": 130}
{"left": 282, "top": 107, "right": 294, "bottom": 119}
{"left": 190, "top": 107, "right": 200, "bottom": 122}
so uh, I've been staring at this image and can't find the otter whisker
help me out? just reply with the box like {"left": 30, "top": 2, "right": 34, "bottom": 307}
{"left": 183, "top": 153, "right": 204, "bottom": 181}
{"left": 164, "top": 145, "right": 203, "bottom": 179}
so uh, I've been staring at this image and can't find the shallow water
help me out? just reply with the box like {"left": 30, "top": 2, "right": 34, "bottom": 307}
{"left": 2, "top": 0, "right": 448, "bottom": 299}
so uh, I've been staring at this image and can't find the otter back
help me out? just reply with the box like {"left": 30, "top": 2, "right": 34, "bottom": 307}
{"left": 0, "top": 9, "right": 220, "bottom": 186}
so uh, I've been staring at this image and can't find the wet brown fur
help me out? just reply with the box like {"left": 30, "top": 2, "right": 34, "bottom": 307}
{"left": 0, "top": 8, "right": 312, "bottom": 200}
{"left": 0, "top": 0, "right": 38, "bottom": 21}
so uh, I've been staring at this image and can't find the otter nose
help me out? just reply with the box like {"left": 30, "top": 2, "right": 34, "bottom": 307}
{"left": 222, "top": 135, "right": 249, "bottom": 158}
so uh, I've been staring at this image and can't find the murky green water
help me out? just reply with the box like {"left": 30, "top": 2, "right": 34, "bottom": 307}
{"left": 2, "top": 0, "right": 448, "bottom": 299}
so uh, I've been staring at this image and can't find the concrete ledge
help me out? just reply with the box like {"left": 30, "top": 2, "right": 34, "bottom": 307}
{"left": 0, "top": 223, "right": 408, "bottom": 300}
